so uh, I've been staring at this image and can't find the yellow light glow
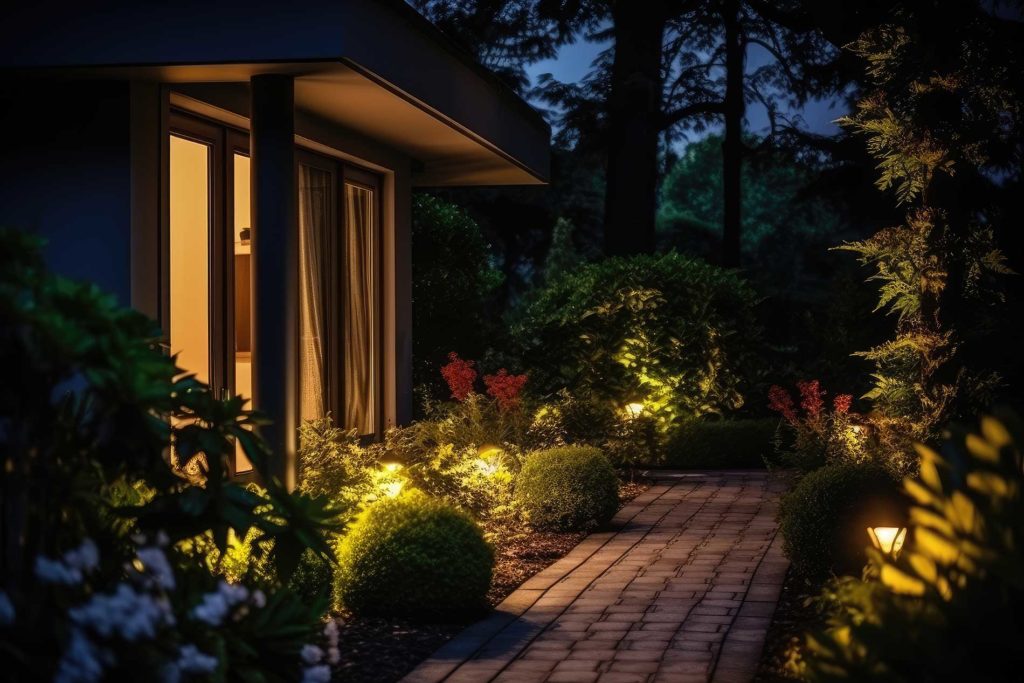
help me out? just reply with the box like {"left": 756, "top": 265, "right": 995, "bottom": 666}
{"left": 867, "top": 526, "right": 907, "bottom": 555}
{"left": 623, "top": 403, "right": 645, "bottom": 419}
{"left": 474, "top": 458, "right": 499, "bottom": 476}
{"left": 477, "top": 444, "right": 502, "bottom": 459}
{"left": 383, "top": 480, "right": 404, "bottom": 498}
{"left": 382, "top": 462, "right": 401, "bottom": 473}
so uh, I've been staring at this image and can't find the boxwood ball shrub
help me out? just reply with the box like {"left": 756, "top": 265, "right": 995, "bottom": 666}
{"left": 514, "top": 446, "right": 620, "bottom": 531}
{"left": 334, "top": 490, "right": 493, "bottom": 617}
{"left": 779, "top": 461, "right": 903, "bottom": 580}
{"left": 664, "top": 418, "right": 777, "bottom": 468}
{"left": 512, "top": 253, "right": 762, "bottom": 431}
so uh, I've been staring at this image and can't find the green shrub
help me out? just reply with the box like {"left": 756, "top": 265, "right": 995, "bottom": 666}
{"left": 794, "top": 413, "right": 1024, "bottom": 681}
{"left": 412, "top": 194, "right": 504, "bottom": 402}
{"left": 512, "top": 252, "right": 762, "bottom": 432}
{"left": 779, "top": 462, "right": 903, "bottom": 580}
{"left": 334, "top": 490, "right": 493, "bottom": 617}
{"left": 663, "top": 418, "right": 777, "bottom": 469}
{"left": 514, "top": 446, "right": 620, "bottom": 531}
{"left": 298, "top": 416, "right": 379, "bottom": 520}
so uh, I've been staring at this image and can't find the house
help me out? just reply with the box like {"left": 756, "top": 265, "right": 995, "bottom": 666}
{"left": 0, "top": 0, "right": 549, "bottom": 488}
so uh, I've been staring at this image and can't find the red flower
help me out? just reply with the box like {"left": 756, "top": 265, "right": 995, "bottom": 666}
{"left": 768, "top": 385, "right": 798, "bottom": 424}
{"left": 796, "top": 380, "right": 825, "bottom": 420}
{"left": 483, "top": 369, "right": 528, "bottom": 412}
{"left": 440, "top": 352, "right": 477, "bottom": 401}
{"left": 833, "top": 394, "right": 853, "bottom": 415}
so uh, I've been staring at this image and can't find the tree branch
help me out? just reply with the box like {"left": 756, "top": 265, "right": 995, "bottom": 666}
{"left": 660, "top": 100, "right": 726, "bottom": 130}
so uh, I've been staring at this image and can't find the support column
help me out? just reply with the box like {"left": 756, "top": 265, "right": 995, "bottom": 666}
{"left": 250, "top": 74, "right": 297, "bottom": 490}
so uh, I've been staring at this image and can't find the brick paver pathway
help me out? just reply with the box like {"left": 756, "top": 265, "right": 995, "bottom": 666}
{"left": 403, "top": 470, "right": 788, "bottom": 683}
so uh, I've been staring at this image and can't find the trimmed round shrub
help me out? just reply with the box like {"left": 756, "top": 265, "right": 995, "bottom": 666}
{"left": 514, "top": 446, "right": 620, "bottom": 531}
{"left": 333, "top": 490, "right": 493, "bottom": 617}
{"left": 512, "top": 253, "right": 762, "bottom": 428}
{"left": 779, "top": 462, "right": 904, "bottom": 579}
{"left": 663, "top": 418, "right": 777, "bottom": 469}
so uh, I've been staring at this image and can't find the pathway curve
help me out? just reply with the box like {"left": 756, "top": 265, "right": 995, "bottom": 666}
{"left": 403, "top": 470, "right": 789, "bottom": 683}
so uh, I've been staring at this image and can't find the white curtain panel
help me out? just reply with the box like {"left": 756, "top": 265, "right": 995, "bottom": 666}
{"left": 344, "top": 183, "right": 377, "bottom": 435}
{"left": 298, "top": 165, "right": 329, "bottom": 422}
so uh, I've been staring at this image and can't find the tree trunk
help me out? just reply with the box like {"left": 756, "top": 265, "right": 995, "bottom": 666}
{"left": 721, "top": 0, "right": 745, "bottom": 268}
{"left": 603, "top": 1, "right": 667, "bottom": 256}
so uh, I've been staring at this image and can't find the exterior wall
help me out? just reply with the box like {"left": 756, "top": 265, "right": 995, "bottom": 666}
{"left": 0, "top": 81, "right": 132, "bottom": 304}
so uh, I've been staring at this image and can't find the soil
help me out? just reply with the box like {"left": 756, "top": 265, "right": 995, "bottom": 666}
{"left": 331, "top": 479, "right": 648, "bottom": 683}
{"left": 754, "top": 567, "right": 826, "bottom": 682}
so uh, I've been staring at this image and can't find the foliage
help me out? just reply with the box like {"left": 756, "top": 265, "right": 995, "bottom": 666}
{"left": 779, "top": 461, "right": 902, "bottom": 581}
{"left": 835, "top": 3, "right": 1021, "bottom": 468}
{"left": 333, "top": 490, "right": 494, "bottom": 618}
{"left": 663, "top": 418, "right": 777, "bottom": 469}
{"left": 297, "top": 417, "right": 380, "bottom": 520}
{"left": 658, "top": 135, "right": 844, "bottom": 260}
{"left": 766, "top": 380, "right": 897, "bottom": 474}
{"left": 514, "top": 446, "right": 620, "bottom": 532}
{"left": 794, "top": 412, "right": 1024, "bottom": 681}
{"left": 513, "top": 252, "right": 762, "bottom": 432}
{"left": 411, "top": 194, "right": 503, "bottom": 403}
{"left": 0, "top": 230, "right": 340, "bottom": 682}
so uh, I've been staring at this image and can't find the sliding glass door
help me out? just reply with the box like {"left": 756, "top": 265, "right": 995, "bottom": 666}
{"left": 168, "top": 113, "right": 384, "bottom": 481}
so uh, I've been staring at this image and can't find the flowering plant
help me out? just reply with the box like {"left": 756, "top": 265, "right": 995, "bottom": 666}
{"left": 483, "top": 368, "right": 529, "bottom": 412}
{"left": 0, "top": 231, "right": 341, "bottom": 682}
{"left": 440, "top": 352, "right": 478, "bottom": 401}
{"left": 768, "top": 380, "right": 862, "bottom": 470}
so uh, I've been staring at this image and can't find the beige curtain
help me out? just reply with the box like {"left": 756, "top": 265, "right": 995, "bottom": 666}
{"left": 344, "top": 183, "right": 377, "bottom": 434}
{"left": 299, "top": 165, "right": 330, "bottom": 422}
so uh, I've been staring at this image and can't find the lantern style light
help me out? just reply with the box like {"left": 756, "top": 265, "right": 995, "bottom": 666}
{"left": 867, "top": 526, "right": 907, "bottom": 556}
{"left": 623, "top": 402, "right": 645, "bottom": 419}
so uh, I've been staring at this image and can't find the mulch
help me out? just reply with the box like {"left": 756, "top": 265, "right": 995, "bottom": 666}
{"left": 331, "top": 479, "right": 648, "bottom": 683}
{"left": 754, "top": 567, "right": 826, "bottom": 682}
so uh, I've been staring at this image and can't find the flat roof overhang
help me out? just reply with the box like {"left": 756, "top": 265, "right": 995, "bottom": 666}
{"left": 0, "top": 0, "right": 550, "bottom": 187}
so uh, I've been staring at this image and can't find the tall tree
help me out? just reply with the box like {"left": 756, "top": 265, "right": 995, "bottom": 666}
{"left": 413, "top": 0, "right": 839, "bottom": 262}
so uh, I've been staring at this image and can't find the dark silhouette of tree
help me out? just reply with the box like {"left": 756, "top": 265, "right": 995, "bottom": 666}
{"left": 412, "top": 0, "right": 840, "bottom": 263}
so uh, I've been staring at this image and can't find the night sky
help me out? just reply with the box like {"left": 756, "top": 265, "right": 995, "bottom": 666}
{"left": 525, "top": 37, "right": 848, "bottom": 148}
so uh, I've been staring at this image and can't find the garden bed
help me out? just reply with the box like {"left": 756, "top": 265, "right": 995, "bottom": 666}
{"left": 331, "top": 480, "right": 647, "bottom": 683}
{"left": 754, "top": 566, "right": 823, "bottom": 682}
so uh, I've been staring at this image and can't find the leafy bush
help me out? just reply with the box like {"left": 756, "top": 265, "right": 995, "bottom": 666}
{"left": 663, "top": 418, "right": 777, "bottom": 469}
{"left": 298, "top": 416, "right": 379, "bottom": 519}
{"left": 0, "top": 230, "right": 339, "bottom": 682}
{"left": 795, "top": 412, "right": 1024, "bottom": 681}
{"left": 412, "top": 194, "right": 503, "bottom": 402}
{"left": 779, "top": 462, "right": 903, "bottom": 580}
{"left": 334, "top": 490, "right": 493, "bottom": 617}
{"left": 513, "top": 253, "right": 762, "bottom": 432}
{"left": 514, "top": 446, "right": 620, "bottom": 531}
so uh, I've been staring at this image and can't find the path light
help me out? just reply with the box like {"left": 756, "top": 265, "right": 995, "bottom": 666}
{"left": 623, "top": 402, "right": 645, "bottom": 420}
{"left": 477, "top": 444, "right": 502, "bottom": 458}
{"left": 867, "top": 526, "right": 907, "bottom": 557}
{"left": 382, "top": 462, "right": 401, "bottom": 473}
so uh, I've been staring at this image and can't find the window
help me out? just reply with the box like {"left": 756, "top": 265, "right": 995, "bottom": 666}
{"left": 167, "top": 112, "right": 384, "bottom": 479}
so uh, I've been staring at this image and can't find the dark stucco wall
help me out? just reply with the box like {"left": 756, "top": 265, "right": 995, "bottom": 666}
{"left": 0, "top": 81, "right": 132, "bottom": 304}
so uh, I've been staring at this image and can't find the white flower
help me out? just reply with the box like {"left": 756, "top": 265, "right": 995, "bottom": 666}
{"left": 301, "top": 664, "right": 332, "bottom": 683}
{"left": 136, "top": 547, "right": 176, "bottom": 590}
{"left": 251, "top": 589, "right": 266, "bottom": 609}
{"left": 191, "top": 580, "right": 250, "bottom": 626}
{"left": 191, "top": 592, "right": 229, "bottom": 626}
{"left": 69, "top": 583, "right": 174, "bottom": 641}
{"left": 323, "top": 618, "right": 339, "bottom": 643}
{"left": 327, "top": 647, "right": 341, "bottom": 665}
{"left": 178, "top": 644, "right": 219, "bottom": 674}
{"left": 54, "top": 629, "right": 105, "bottom": 683}
{"left": 0, "top": 590, "right": 14, "bottom": 626}
{"left": 155, "top": 531, "right": 170, "bottom": 547}
{"left": 300, "top": 644, "right": 324, "bottom": 665}
{"left": 64, "top": 539, "right": 100, "bottom": 574}
{"left": 35, "top": 556, "right": 81, "bottom": 585}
